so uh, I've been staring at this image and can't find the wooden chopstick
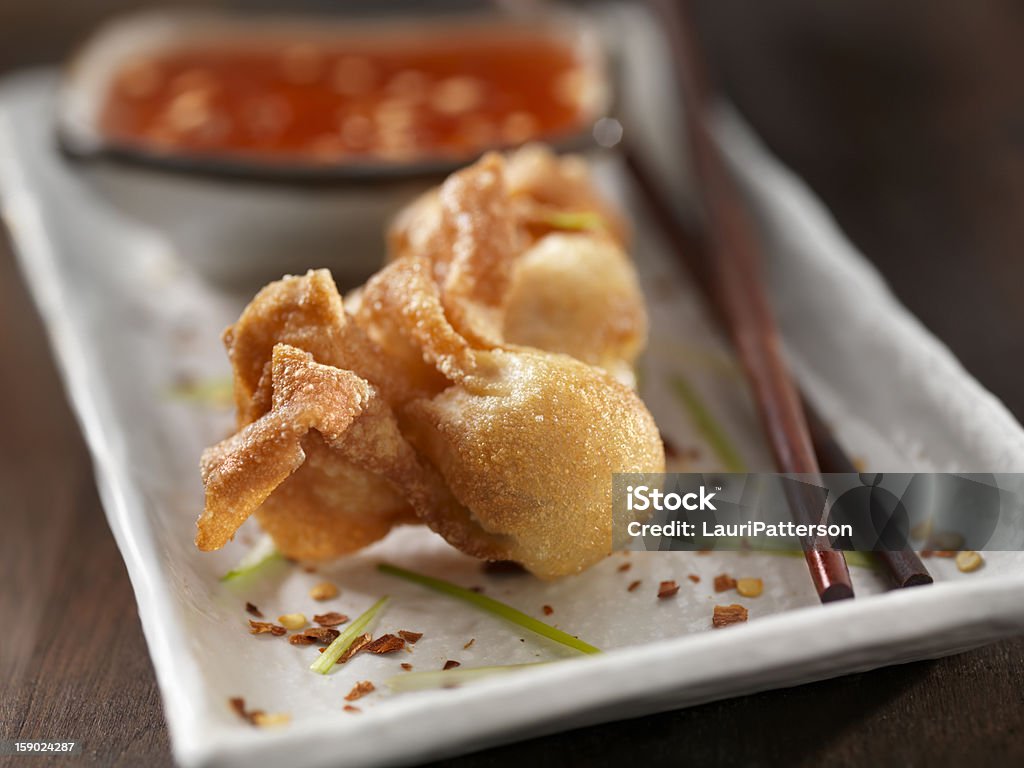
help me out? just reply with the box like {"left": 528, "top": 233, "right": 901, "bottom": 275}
{"left": 623, "top": 1, "right": 931, "bottom": 591}
{"left": 801, "top": 403, "right": 933, "bottom": 587}
{"left": 622, "top": 144, "right": 931, "bottom": 589}
{"left": 642, "top": 0, "right": 853, "bottom": 602}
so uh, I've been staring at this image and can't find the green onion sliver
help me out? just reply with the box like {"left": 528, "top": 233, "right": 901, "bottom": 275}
{"left": 386, "top": 663, "right": 548, "bottom": 693}
{"left": 377, "top": 563, "right": 601, "bottom": 655}
{"left": 220, "top": 533, "right": 283, "bottom": 582}
{"left": 310, "top": 596, "right": 390, "bottom": 674}
{"left": 168, "top": 376, "right": 234, "bottom": 408}
{"left": 544, "top": 210, "right": 605, "bottom": 232}
{"left": 669, "top": 374, "right": 747, "bottom": 473}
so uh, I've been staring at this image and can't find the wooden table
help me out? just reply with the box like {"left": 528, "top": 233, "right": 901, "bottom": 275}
{"left": 3, "top": 1, "right": 1023, "bottom": 765}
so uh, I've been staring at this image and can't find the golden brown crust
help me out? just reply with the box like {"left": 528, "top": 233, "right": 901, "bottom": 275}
{"left": 355, "top": 257, "right": 477, "bottom": 390}
{"left": 503, "top": 233, "right": 647, "bottom": 386}
{"left": 403, "top": 347, "right": 664, "bottom": 578}
{"left": 197, "top": 345, "right": 419, "bottom": 555}
{"left": 504, "top": 143, "right": 630, "bottom": 247}
{"left": 197, "top": 148, "right": 665, "bottom": 577}
{"left": 385, "top": 153, "right": 521, "bottom": 346}
{"left": 253, "top": 437, "right": 413, "bottom": 561}
{"left": 224, "top": 269, "right": 413, "bottom": 425}
{"left": 435, "top": 153, "right": 521, "bottom": 345}
{"left": 386, "top": 146, "right": 645, "bottom": 383}
{"left": 355, "top": 256, "right": 663, "bottom": 577}
{"left": 388, "top": 145, "right": 630, "bottom": 261}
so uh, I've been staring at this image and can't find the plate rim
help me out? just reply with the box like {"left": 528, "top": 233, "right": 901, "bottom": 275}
{"left": 4, "top": 69, "right": 1024, "bottom": 768}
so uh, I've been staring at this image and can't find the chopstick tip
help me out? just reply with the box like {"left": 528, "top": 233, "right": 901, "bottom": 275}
{"left": 820, "top": 583, "right": 855, "bottom": 603}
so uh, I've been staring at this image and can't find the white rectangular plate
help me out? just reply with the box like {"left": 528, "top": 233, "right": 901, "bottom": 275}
{"left": 3, "top": 9, "right": 1024, "bottom": 767}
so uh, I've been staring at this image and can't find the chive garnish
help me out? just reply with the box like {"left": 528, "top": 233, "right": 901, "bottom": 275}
{"left": 377, "top": 563, "right": 601, "bottom": 655}
{"left": 669, "top": 373, "right": 747, "bottom": 472}
{"left": 543, "top": 210, "right": 606, "bottom": 232}
{"left": 310, "top": 596, "right": 390, "bottom": 675}
{"left": 168, "top": 376, "right": 233, "bottom": 408}
{"left": 220, "top": 534, "right": 284, "bottom": 582}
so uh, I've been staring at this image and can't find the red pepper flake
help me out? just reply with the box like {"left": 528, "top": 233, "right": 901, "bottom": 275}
{"left": 443, "top": 660, "right": 461, "bottom": 670}
{"left": 657, "top": 580, "right": 680, "bottom": 599}
{"left": 627, "top": 580, "right": 642, "bottom": 592}
{"left": 313, "top": 612, "right": 348, "bottom": 627}
{"left": 401, "top": 663, "right": 413, "bottom": 671}
{"left": 397, "top": 630, "right": 423, "bottom": 644}
{"left": 245, "top": 602, "right": 263, "bottom": 618}
{"left": 296, "top": 627, "right": 340, "bottom": 645}
{"left": 712, "top": 604, "right": 748, "bottom": 628}
{"left": 229, "top": 697, "right": 288, "bottom": 727}
{"left": 687, "top": 574, "right": 701, "bottom": 583}
{"left": 363, "top": 634, "right": 406, "bottom": 655}
{"left": 336, "top": 633, "right": 373, "bottom": 664}
{"left": 617, "top": 562, "right": 632, "bottom": 573}
{"left": 229, "top": 697, "right": 249, "bottom": 721}
{"left": 713, "top": 574, "right": 737, "bottom": 592}
{"left": 344, "top": 680, "right": 376, "bottom": 702}
{"left": 289, "top": 634, "right": 316, "bottom": 646}
{"left": 248, "top": 620, "right": 286, "bottom": 636}
{"left": 463, "top": 638, "right": 475, "bottom": 650}
{"left": 542, "top": 605, "right": 554, "bottom": 616}
{"left": 343, "top": 705, "right": 361, "bottom": 714}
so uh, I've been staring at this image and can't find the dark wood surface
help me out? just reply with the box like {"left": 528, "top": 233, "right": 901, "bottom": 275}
{"left": 3, "top": 1, "right": 1023, "bottom": 766}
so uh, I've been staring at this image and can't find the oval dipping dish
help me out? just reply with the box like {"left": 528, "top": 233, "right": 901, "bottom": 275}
{"left": 56, "top": 8, "right": 613, "bottom": 289}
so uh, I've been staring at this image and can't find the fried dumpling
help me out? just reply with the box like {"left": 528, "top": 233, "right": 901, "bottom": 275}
{"left": 502, "top": 233, "right": 647, "bottom": 387}
{"left": 386, "top": 147, "right": 646, "bottom": 383}
{"left": 197, "top": 344, "right": 419, "bottom": 559}
{"left": 360, "top": 257, "right": 665, "bottom": 577}
{"left": 207, "top": 273, "right": 420, "bottom": 560}
{"left": 197, "top": 147, "right": 664, "bottom": 576}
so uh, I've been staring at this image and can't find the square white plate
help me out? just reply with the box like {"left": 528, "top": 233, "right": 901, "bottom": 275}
{"left": 3, "top": 9, "right": 1024, "bottom": 767}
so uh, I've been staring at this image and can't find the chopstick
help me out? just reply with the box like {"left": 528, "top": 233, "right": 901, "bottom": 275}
{"left": 641, "top": 0, "right": 853, "bottom": 602}
{"left": 623, "top": 144, "right": 931, "bottom": 589}
{"left": 802, "top": 403, "right": 932, "bottom": 587}
{"left": 624, "top": 0, "right": 931, "bottom": 591}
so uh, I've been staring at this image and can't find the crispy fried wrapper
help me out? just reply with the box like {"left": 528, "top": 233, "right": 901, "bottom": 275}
{"left": 387, "top": 145, "right": 646, "bottom": 384}
{"left": 355, "top": 257, "right": 663, "bottom": 576}
{"left": 198, "top": 147, "right": 664, "bottom": 577}
{"left": 198, "top": 345, "right": 420, "bottom": 556}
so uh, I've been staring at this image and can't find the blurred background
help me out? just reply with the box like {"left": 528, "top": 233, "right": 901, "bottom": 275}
{"left": 3, "top": 1, "right": 1023, "bottom": 766}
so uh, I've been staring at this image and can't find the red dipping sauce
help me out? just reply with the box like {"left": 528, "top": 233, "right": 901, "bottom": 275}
{"left": 98, "top": 28, "right": 600, "bottom": 165}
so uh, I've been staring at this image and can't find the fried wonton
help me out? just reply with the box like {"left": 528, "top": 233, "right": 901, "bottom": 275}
{"left": 386, "top": 145, "right": 646, "bottom": 384}
{"left": 197, "top": 147, "right": 664, "bottom": 577}
{"left": 199, "top": 261, "right": 663, "bottom": 577}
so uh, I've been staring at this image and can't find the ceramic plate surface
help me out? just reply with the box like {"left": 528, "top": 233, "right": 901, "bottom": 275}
{"left": 3, "top": 8, "right": 1024, "bottom": 767}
